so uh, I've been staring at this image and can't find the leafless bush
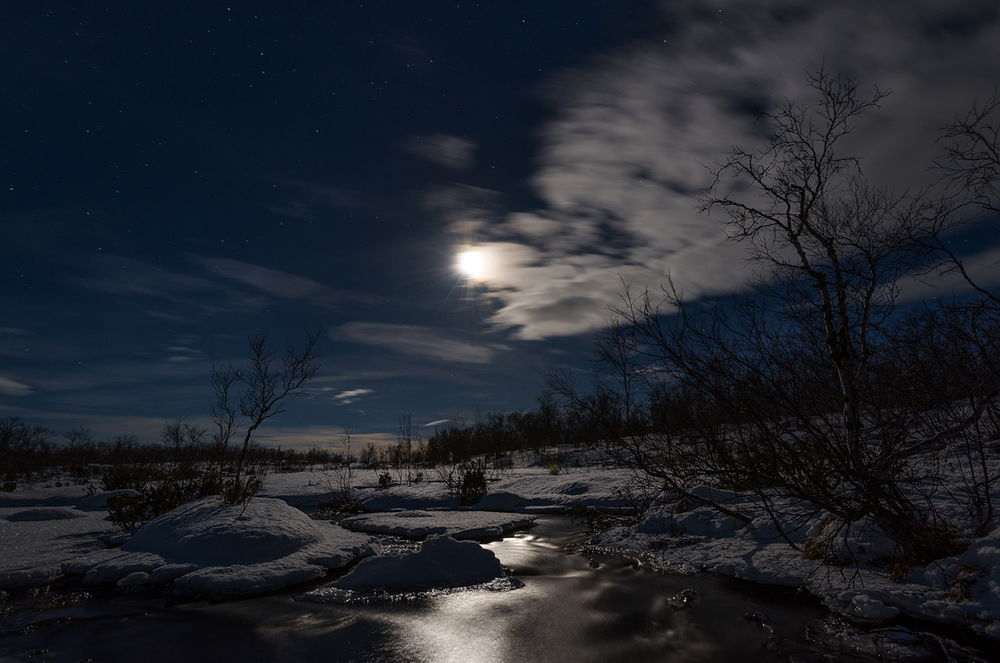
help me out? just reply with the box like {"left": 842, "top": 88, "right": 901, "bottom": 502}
{"left": 212, "top": 331, "right": 320, "bottom": 504}
{"left": 557, "top": 71, "right": 999, "bottom": 565}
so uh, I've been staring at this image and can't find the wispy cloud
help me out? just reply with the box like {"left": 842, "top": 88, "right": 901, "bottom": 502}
{"left": 406, "top": 133, "right": 476, "bottom": 169}
{"left": 332, "top": 322, "right": 501, "bottom": 364}
{"left": 190, "top": 255, "right": 378, "bottom": 309}
{"left": 436, "top": 1, "right": 1000, "bottom": 338}
{"left": 75, "top": 255, "right": 265, "bottom": 316}
{"left": 332, "top": 388, "right": 374, "bottom": 405}
{"left": 77, "top": 254, "right": 378, "bottom": 316}
{"left": 265, "top": 180, "right": 370, "bottom": 220}
{"left": 0, "top": 375, "right": 33, "bottom": 396}
{"left": 422, "top": 418, "right": 450, "bottom": 427}
{"left": 897, "top": 244, "right": 1000, "bottom": 302}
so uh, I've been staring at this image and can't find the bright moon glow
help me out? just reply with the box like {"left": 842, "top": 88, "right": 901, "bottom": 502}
{"left": 456, "top": 249, "right": 487, "bottom": 280}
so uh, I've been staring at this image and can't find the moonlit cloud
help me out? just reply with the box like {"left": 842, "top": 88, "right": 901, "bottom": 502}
{"left": 897, "top": 245, "right": 1000, "bottom": 303}
{"left": 332, "top": 323, "right": 501, "bottom": 364}
{"left": 0, "top": 376, "right": 33, "bottom": 397}
{"left": 333, "top": 388, "right": 375, "bottom": 405}
{"left": 438, "top": 1, "right": 1000, "bottom": 339}
{"left": 190, "top": 256, "right": 378, "bottom": 308}
{"left": 406, "top": 133, "right": 476, "bottom": 169}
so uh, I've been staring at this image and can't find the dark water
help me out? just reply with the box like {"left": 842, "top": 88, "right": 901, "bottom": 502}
{"left": 0, "top": 518, "right": 987, "bottom": 662}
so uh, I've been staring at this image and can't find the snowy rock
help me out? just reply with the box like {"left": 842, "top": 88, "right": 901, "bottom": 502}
{"left": 4, "top": 507, "right": 85, "bottom": 521}
{"left": 77, "top": 489, "right": 140, "bottom": 511}
{"left": 674, "top": 507, "right": 744, "bottom": 537}
{"left": 959, "top": 529, "right": 1000, "bottom": 569}
{"left": 65, "top": 497, "right": 371, "bottom": 598}
{"left": 738, "top": 515, "right": 812, "bottom": 544}
{"left": 340, "top": 510, "right": 535, "bottom": 540}
{"left": 83, "top": 552, "right": 164, "bottom": 584}
{"left": 814, "top": 517, "right": 898, "bottom": 562}
{"left": 637, "top": 512, "right": 674, "bottom": 535}
{"left": 116, "top": 571, "right": 150, "bottom": 589}
{"left": 558, "top": 481, "right": 589, "bottom": 495}
{"left": 689, "top": 485, "right": 744, "bottom": 505}
{"left": 124, "top": 496, "right": 321, "bottom": 564}
{"left": 476, "top": 491, "right": 531, "bottom": 511}
{"left": 846, "top": 593, "right": 901, "bottom": 622}
{"left": 335, "top": 535, "right": 502, "bottom": 591}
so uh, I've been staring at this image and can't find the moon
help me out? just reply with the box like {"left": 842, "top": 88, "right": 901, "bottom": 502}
{"left": 456, "top": 248, "right": 487, "bottom": 280}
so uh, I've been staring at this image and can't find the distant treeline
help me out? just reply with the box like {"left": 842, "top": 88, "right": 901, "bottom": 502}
{"left": 0, "top": 417, "right": 343, "bottom": 482}
{"left": 423, "top": 396, "right": 611, "bottom": 464}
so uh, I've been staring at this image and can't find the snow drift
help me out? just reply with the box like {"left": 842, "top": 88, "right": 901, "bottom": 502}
{"left": 334, "top": 534, "right": 503, "bottom": 591}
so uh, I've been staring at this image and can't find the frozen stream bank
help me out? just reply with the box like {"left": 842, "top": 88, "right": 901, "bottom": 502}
{"left": 1, "top": 517, "right": 995, "bottom": 662}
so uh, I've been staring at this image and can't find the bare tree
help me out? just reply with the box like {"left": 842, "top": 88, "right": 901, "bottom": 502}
{"left": 933, "top": 91, "right": 1000, "bottom": 308}
{"left": 210, "top": 363, "right": 240, "bottom": 486}
{"left": 582, "top": 71, "right": 998, "bottom": 564}
{"left": 213, "top": 331, "right": 321, "bottom": 503}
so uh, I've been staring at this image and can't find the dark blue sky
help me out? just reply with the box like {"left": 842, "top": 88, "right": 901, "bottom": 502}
{"left": 3, "top": 2, "right": 999, "bottom": 447}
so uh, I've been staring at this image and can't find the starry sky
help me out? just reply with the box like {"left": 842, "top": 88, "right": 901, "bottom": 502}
{"left": 3, "top": 1, "right": 1000, "bottom": 448}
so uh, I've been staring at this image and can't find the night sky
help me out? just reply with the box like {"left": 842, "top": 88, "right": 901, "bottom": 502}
{"left": 4, "top": 2, "right": 1000, "bottom": 448}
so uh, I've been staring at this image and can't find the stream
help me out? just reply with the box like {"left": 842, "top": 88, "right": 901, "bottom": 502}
{"left": 0, "top": 517, "right": 993, "bottom": 662}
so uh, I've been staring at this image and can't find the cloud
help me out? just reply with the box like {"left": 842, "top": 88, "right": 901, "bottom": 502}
{"left": 422, "top": 418, "right": 450, "bottom": 427}
{"left": 190, "top": 256, "right": 377, "bottom": 309}
{"left": 436, "top": 1, "right": 1000, "bottom": 338}
{"left": 332, "top": 388, "right": 374, "bottom": 405}
{"left": 897, "top": 243, "right": 1000, "bottom": 302}
{"left": 406, "top": 133, "right": 476, "bottom": 169}
{"left": 76, "top": 255, "right": 266, "bottom": 316}
{"left": 78, "top": 254, "right": 380, "bottom": 317}
{"left": 0, "top": 376, "right": 32, "bottom": 396}
{"left": 423, "top": 183, "right": 500, "bottom": 236}
{"left": 332, "top": 323, "right": 500, "bottom": 364}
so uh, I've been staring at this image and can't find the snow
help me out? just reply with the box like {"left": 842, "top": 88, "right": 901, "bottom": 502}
{"left": 260, "top": 466, "right": 634, "bottom": 514}
{"left": 5, "top": 441, "right": 1000, "bottom": 643}
{"left": 0, "top": 505, "right": 115, "bottom": 588}
{"left": 124, "top": 496, "right": 321, "bottom": 564}
{"left": 104, "top": 496, "right": 374, "bottom": 598}
{"left": 0, "top": 495, "right": 372, "bottom": 598}
{"left": 591, "top": 495, "right": 1000, "bottom": 640}
{"left": 340, "top": 510, "right": 535, "bottom": 540}
{"left": 334, "top": 535, "right": 503, "bottom": 591}
{"left": 3, "top": 507, "right": 86, "bottom": 522}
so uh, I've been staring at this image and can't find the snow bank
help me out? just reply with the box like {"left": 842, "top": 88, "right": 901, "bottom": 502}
{"left": 592, "top": 503, "right": 1000, "bottom": 640}
{"left": 3, "top": 507, "right": 86, "bottom": 522}
{"left": 334, "top": 535, "right": 503, "bottom": 591}
{"left": 0, "top": 496, "right": 373, "bottom": 598}
{"left": 124, "top": 496, "right": 321, "bottom": 564}
{"left": 340, "top": 510, "right": 535, "bottom": 540}
{"left": 260, "top": 467, "right": 634, "bottom": 514}
{"left": 82, "top": 496, "right": 375, "bottom": 598}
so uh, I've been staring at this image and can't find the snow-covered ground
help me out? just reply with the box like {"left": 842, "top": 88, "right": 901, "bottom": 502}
{"left": 590, "top": 468, "right": 1000, "bottom": 641}
{"left": 333, "top": 534, "right": 503, "bottom": 591}
{"left": 3, "top": 447, "right": 1000, "bottom": 646}
{"left": 262, "top": 465, "right": 634, "bottom": 513}
{"left": 1, "top": 493, "right": 372, "bottom": 598}
{"left": 340, "top": 510, "right": 535, "bottom": 540}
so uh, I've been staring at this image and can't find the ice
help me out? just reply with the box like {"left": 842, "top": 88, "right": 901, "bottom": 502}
{"left": 340, "top": 510, "right": 535, "bottom": 540}
{"left": 334, "top": 535, "right": 503, "bottom": 591}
